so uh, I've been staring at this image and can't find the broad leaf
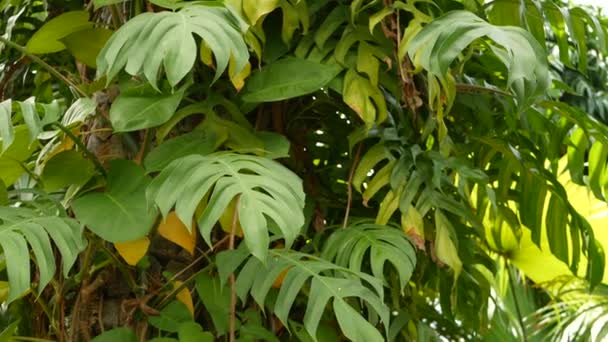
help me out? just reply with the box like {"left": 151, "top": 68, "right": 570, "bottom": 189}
{"left": 41, "top": 150, "right": 96, "bottom": 192}
{"left": 408, "top": 10, "right": 549, "bottom": 105}
{"left": 96, "top": 4, "right": 249, "bottom": 87}
{"left": 157, "top": 211, "right": 196, "bottom": 255}
{"left": 61, "top": 28, "right": 113, "bottom": 68}
{"left": 0, "top": 126, "right": 37, "bottom": 186}
{"left": 148, "top": 300, "right": 192, "bottom": 333}
{"left": 241, "top": 57, "right": 342, "bottom": 102}
{"left": 114, "top": 237, "right": 150, "bottom": 266}
{"left": 26, "top": 11, "right": 93, "bottom": 54}
{"left": 177, "top": 322, "right": 214, "bottom": 342}
{"left": 0, "top": 206, "right": 86, "bottom": 302}
{"left": 147, "top": 153, "right": 305, "bottom": 260}
{"left": 321, "top": 220, "right": 416, "bottom": 291}
{"left": 109, "top": 87, "right": 185, "bottom": 132}
{"left": 217, "top": 249, "right": 389, "bottom": 341}
{"left": 72, "top": 160, "right": 158, "bottom": 242}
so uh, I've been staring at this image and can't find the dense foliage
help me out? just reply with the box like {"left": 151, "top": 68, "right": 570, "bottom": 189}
{"left": 1, "top": 0, "right": 608, "bottom": 341}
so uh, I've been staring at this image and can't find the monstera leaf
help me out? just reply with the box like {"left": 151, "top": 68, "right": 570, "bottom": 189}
{"left": 321, "top": 220, "right": 416, "bottom": 291}
{"left": 408, "top": 10, "right": 549, "bottom": 105}
{"left": 217, "top": 248, "right": 389, "bottom": 341}
{"left": 0, "top": 206, "right": 86, "bottom": 302}
{"left": 146, "top": 153, "right": 305, "bottom": 260}
{"left": 96, "top": 3, "right": 249, "bottom": 88}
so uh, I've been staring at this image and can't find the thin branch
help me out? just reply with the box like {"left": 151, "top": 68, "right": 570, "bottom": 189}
{"left": 343, "top": 143, "right": 363, "bottom": 228}
{"left": 0, "top": 36, "right": 87, "bottom": 98}
{"left": 229, "top": 195, "right": 241, "bottom": 342}
{"left": 50, "top": 123, "right": 107, "bottom": 177}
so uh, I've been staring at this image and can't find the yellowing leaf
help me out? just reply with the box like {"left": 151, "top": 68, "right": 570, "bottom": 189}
{"left": 220, "top": 197, "right": 243, "bottom": 237}
{"left": 200, "top": 42, "right": 214, "bottom": 68}
{"left": 174, "top": 281, "right": 194, "bottom": 316}
{"left": 401, "top": 206, "right": 425, "bottom": 250}
{"left": 229, "top": 59, "right": 251, "bottom": 91}
{"left": 114, "top": 237, "right": 150, "bottom": 266}
{"left": 218, "top": 197, "right": 244, "bottom": 237}
{"left": 158, "top": 211, "right": 197, "bottom": 255}
{"left": 434, "top": 211, "right": 462, "bottom": 277}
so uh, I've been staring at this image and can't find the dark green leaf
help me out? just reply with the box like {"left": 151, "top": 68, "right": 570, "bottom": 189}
{"left": 61, "top": 28, "right": 113, "bottom": 68}
{"left": 177, "top": 322, "right": 214, "bottom": 342}
{"left": 41, "top": 150, "right": 96, "bottom": 192}
{"left": 72, "top": 160, "right": 158, "bottom": 242}
{"left": 148, "top": 300, "right": 192, "bottom": 333}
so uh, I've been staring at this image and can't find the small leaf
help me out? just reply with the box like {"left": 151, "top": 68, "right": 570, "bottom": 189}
{"left": 26, "top": 11, "right": 93, "bottom": 54}
{"left": 241, "top": 57, "right": 342, "bottom": 102}
{"left": 114, "top": 237, "right": 150, "bottom": 266}
{"left": 91, "top": 327, "right": 137, "bottom": 342}
{"left": 343, "top": 68, "right": 387, "bottom": 126}
{"left": 177, "top": 322, "right": 214, "bottom": 342}
{"left": 41, "top": 150, "right": 96, "bottom": 192}
{"left": 72, "top": 160, "right": 158, "bottom": 242}
{"left": 174, "top": 281, "right": 195, "bottom": 317}
{"left": 229, "top": 59, "right": 251, "bottom": 91}
{"left": 109, "top": 87, "right": 185, "bottom": 132}
{"left": 157, "top": 211, "right": 196, "bottom": 255}
{"left": 61, "top": 28, "right": 113, "bottom": 68}
{"left": 148, "top": 300, "right": 192, "bottom": 333}
{"left": 0, "top": 99, "right": 13, "bottom": 153}
{"left": 195, "top": 272, "right": 231, "bottom": 335}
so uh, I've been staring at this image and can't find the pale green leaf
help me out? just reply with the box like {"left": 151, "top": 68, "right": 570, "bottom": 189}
{"left": 0, "top": 207, "right": 86, "bottom": 302}
{"left": 96, "top": 4, "right": 249, "bottom": 87}
{"left": 109, "top": 87, "right": 185, "bottom": 132}
{"left": 147, "top": 153, "right": 305, "bottom": 260}
{"left": 241, "top": 57, "right": 342, "bottom": 102}
{"left": 144, "top": 130, "right": 220, "bottom": 172}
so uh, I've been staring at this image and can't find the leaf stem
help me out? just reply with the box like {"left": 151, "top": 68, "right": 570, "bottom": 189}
{"left": 50, "top": 123, "right": 107, "bottom": 178}
{"left": 343, "top": 143, "right": 363, "bottom": 228}
{"left": 229, "top": 195, "right": 241, "bottom": 342}
{"left": 0, "top": 36, "right": 87, "bottom": 98}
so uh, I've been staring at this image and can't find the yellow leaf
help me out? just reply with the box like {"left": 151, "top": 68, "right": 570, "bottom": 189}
{"left": 229, "top": 58, "right": 251, "bottom": 91}
{"left": 218, "top": 197, "right": 244, "bottom": 237}
{"left": 174, "top": 281, "right": 194, "bottom": 316}
{"left": 114, "top": 237, "right": 150, "bottom": 266}
{"left": 199, "top": 42, "right": 214, "bottom": 68}
{"left": 158, "top": 211, "right": 197, "bottom": 255}
{"left": 434, "top": 211, "right": 462, "bottom": 277}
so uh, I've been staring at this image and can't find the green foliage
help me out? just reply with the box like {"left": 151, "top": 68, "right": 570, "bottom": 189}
{"left": 96, "top": 3, "right": 249, "bottom": 87}
{"left": 217, "top": 248, "right": 389, "bottom": 341}
{"left": 1, "top": 0, "right": 608, "bottom": 340}
{"left": 147, "top": 153, "right": 305, "bottom": 260}
{"left": 0, "top": 206, "right": 86, "bottom": 302}
{"left": 72, "top": 160, "right": 157, "bottom": 242}
{"left": 321, "top": 220, "right": 416, "bottom": 291}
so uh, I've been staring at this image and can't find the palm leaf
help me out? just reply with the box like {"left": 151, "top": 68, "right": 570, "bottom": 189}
{"left": 146, "top": 153, "right": 305, "bottom": 260}
{"left": 0, "top": 205, "right": 86, "bottom": 302}
{"left": 320, "top": 220, "right": 416, "bottom": 292}
{"left": 96, "top": 3, "right": 249, "bottom": 88}
{"left": 217, "top": 248, "right": 389, "bottom": 342}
